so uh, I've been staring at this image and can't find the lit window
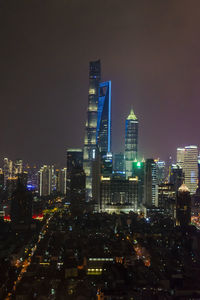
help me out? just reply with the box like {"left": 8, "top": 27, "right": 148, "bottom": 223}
{"left": 89, "top": 88, "right": 95, "bottom": 95}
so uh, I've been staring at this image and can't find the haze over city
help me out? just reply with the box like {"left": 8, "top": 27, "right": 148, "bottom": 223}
{"left": 1, "top": 0, "right": 200, "bottom": 164}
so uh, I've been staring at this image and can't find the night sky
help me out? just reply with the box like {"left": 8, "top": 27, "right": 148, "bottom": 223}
{"left": 1, "top": 0, "right": 200, "bottom": 165}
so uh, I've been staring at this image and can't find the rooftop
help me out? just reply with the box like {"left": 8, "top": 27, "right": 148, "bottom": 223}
{"left": 178, "top": 183, "right": 190, "bottom": 193}
{"left": 127, "top": 108, "right": 137, "bottom": 121}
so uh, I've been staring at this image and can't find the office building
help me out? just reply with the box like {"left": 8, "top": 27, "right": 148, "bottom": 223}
{"left": 155, "top": 159, "right": 166, "bottom": 184}
{"left": 83, "top": 60, "right": 111, "bottom": 200}
{"left": 183, "top": 146, "right": 198, "bottom": 194}
{"left": 113, "top": 153, "right": 124, "bottom": 173}
{"left": 144, "top": 159, "right": 158, "bottom": 207}
{"left": 101, "top": 152, "right": 113, "bottom": 176}
{"left": 67, "top": 149, "right": 85, "bottom": 202}
{"left": 10, "top": 180, "right": 32, "bottom": 227}
{"left": 0, "top": 169, "right": 4, "bottom": 191}
{"left": 3, "top": 158, "right": 13, "bottom": 186}
{"left": 17, "top": 172, "right": 28, "bottom": 187}
{"left": 14, "top": 159, "right": 23, "bottom": 175}
{"left": 177, "top": 148, "right": 185, "bottom": 169}
{"left": 198, "top": 154, "right": 200, "bottom": 188}
{"left": 55, "top": 168, "right": 67, "bottom": 195}
{"left": 100, "top": 176, "right": 138, "bottom": 213}
{"left": 39, "top": 165, "right": 55, "bottom": 196}
{"left": 169, "top": 164, "right": 183, "bottom": 192}
{"left": 158, "top": 183, "right": 176, "bottom": 209}
{"left": 132, "top": 160, "right": 145, "bottom": 207}
{"left": 67, "top": 148, "right": 83, "bottom": 173}
{"left": 125, "top": 108, "right": 138, "bottom": 178}
{"left": 25, "top": 165, "right": 38, "bottom": 191}
{"left": 176, "top": 183, "right": 191, "bottom": 227}
{"left": 6, "top": 177, "right": 18, "bottom": 198}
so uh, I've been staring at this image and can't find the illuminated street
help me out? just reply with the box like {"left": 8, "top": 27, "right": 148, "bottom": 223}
{"left": 5, "top": 213, "right": 54, "bottom": 300}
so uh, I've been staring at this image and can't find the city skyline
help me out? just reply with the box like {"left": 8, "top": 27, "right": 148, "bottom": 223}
{"left": 1, "top": 2, "right": 200, "bottom": 299}
{"left": 1, "top": 1, "right": 200, "bottom": 164}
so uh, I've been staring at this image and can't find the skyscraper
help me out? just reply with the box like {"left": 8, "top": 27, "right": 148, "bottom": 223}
{"left": 125, "top": 108, "right": 138, "bottom": 178}
{"left": 144, "top": 159, "right": 158, "bottom": 207}
{"left": 3, "top": 158, "right": 13, "bottom": 186}
{"left": 10, "top": 179, "right": 32, "bottom": 228}
{"left": 169, "top": 164, "right": 184, "bottom": 192}
{"left": 177, "top": 148, "right": 185, "bottom": 169}
{"left": 83, "top": 60, "right": 101, "bottom": 200}
{"left": 66, "top": 149, "right": 85, "bottom": 203}
{"left": 0, "top": 169, "right": 4, "bottom": 191}
{"left": 83, "top": 60, "right": 111, "bottom": 200}
{"left": 14, "top": 159, "right": 23, "bottom": 175}
{"left": 55, "top": 168, "right": 67, "bottom": 195}
{"left": 155, "top": 159, "right": 166, "bottom": 184}
{"left": 67, "top": 149, "right": 83, "bottom": 173}
{"left": 97, "top": 81, "right": 111, "bottom": 155}
{"left": 39, "top": 165, "right": 55, "bottom": 196}
{"left": 176, "top": 148, "right": 185, "bottom": 168}
{"left": 132, "top": 160, "right": 145, "bottom": 206}
{"left": 114, "top": 153, "right": 125, "bottom": 173}
{"left": 176, "top": 183, "right": 191, "bottom": 227}
{"left": 183, "top": 146, "right": 198, "bottom": 194}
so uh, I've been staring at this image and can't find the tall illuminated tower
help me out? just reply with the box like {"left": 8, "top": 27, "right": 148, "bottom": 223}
{"left": 177, "top": 148, "right": 185, "bottom": 168}
{"left": 97, "top": 81, "right": 111, "bottom": 155}
{"left": 83, "top": 60, "right": 111, "bottom": 200}
{"left": 39, "top": 165, "right": 55, "bottom": 196}
{"left": 83, "top": 60, "right": 101, "bottom": 200}
{"left": 125, "top": 108, "right": 138, "bottom": 178}
{"left": 183, "top": 146, "right": 198, "bottom": 194}
{"left": 3, "top": 158, "right": 13, "bottom": 186}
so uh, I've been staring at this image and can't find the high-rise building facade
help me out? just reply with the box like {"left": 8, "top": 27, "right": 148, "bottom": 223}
{"left": 155, "top": 159, "right": 166, "bottom": 184}
{"left": 6, "top": 177, "right": 18, "bottom": 198}
{"left": 67, "top": 149, "right": 83, "bottom": 173}
{"left": 169, "top": 164, "right": 183, "bottom": 192}
{"left": 125, "top": 109, "right": 138, "bottom": 178}
{"left": 176, "top": 183, "right": 191, "bottom": 227}
{"left": 25, "top": 165, "right": 38, "bottom": 191}
{"left": 3, "top": 158, "right": 13, "bottom": 186}
{"left": 10, "top": 180, "right": 32, "bottom": 227}
{"left": 101, "top": 152, "right": 113, "bottom": 176}
{"left": 183, "top": 146, "right": 198, "bottom": 194}
{"left": 100, "top": 176, "right": 138, "bottom": 213}
{"left": 83, "top": 60, "right": 101, "bottom": 200}
{"left": 67, "top": 149, "right": 85, "bottom": 202}
{"left": 177, "top": 148, "right": 185, "bottom": 169}
{"left": 132, "top": 160, "right": 145, "bottom": 207}
{"left": 0, "top": 169, "right": 4, "bottom": 191}
{"left": 39, "top": 165, "right": 55, "bottom": 196}
{"left": 83, "top": 60, "right": 111, "bottom": 200}
{"left": 55, "top": 168, "right": 67, "bottom": 195}
{"left": 158, "top": 183, "right": 176, "bottom": 208}
{"left": 144, "top": 159, "right": 158, "bottom": 207}
{"left": 14, "top": 159, "right": 23, "bottom": 175}
{"left": 114, "top": 153, "right": 124, "bottom": 173}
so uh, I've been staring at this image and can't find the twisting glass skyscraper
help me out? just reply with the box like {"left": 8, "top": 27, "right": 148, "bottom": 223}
{"left": 83, "top": 60, "right": 111, "bottom": 200}
{"left": 125, "top": 108, "right": 138, "bottom": 178}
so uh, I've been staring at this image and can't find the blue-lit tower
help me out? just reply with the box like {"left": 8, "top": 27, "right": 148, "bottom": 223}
{"left": 125, "top": 108, "right": 138, "bottom": 178}
{"left": 83, "top": 60, "right": 111, "bottom": 200}
{"left": 97, "top": 81, "right": 111, "bottom": 155}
